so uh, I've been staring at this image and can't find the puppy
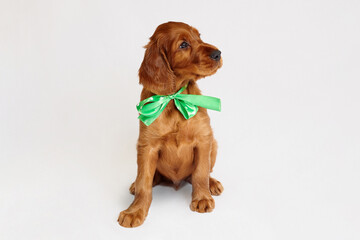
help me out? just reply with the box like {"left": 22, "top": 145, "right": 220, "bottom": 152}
{"left": 118, "top": 22, "right": 223, "bottom": 228}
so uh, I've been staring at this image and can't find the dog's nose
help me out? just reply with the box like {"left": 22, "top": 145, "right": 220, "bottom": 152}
{"left": 210, "top": 50, "right": 221, "bottom": 61}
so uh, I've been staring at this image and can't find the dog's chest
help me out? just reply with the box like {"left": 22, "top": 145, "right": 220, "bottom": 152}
{"left": 157, "top": 106, "right": 198, "bottom": 143}
{"left": 160, "top": 119, "right": 195, "bottom": 145}
{"left": 152, "top": 104, "right": 212, "bottom": 182}
{"left": 157, "top": 128, "right": 195, "bottom": 182}
{"left": 155, "top": 102, "right": 210, "bottom": 141}
{"left": 154, "top": 112, "right": 198, "bottom": 180}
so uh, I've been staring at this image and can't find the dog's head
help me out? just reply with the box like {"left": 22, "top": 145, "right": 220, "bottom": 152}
{"left": 139, "top": 22, "right": 222, "bottom": 95}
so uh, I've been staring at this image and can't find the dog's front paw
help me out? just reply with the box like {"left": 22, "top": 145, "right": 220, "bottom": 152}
{"left": 118, "top": 208, "right": 146, "bottom": 228}
{"left": 190, "top": 195, "right": 215, "bottom": 213}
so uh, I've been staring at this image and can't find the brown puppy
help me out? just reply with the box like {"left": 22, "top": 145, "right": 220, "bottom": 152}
{"left": 118, "top": 22, "right": 223, "bottom": 228}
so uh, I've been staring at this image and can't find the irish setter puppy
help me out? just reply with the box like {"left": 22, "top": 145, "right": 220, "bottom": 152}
{"left": 118, "top": 22, "right": 223, "bottom": 228}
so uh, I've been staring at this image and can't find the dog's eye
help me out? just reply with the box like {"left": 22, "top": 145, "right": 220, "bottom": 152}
{"left": 179, "top": 41, "right": 189, "bottom": 49}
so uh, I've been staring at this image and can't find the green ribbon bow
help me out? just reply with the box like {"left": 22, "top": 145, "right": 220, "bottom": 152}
{"left": 136, "top": 85, "right": 221, "bottom": 126}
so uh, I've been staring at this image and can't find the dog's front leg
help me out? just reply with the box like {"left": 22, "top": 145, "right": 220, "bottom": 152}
{"left": 190, "top": 142, "right": 215, "bottom": 213}
{"left": 118, "top": 146, "right": 158, "bottom": 228}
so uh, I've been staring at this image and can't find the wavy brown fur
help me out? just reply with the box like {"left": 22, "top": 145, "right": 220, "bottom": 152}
{"left": 118, "top": 22, "right": 223, "bottom": 228}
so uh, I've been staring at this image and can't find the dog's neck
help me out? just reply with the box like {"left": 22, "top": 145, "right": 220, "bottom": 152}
{"left": 175, "top": 79, "right": 191, "bottom": 93}
{"left": 141, "top": 80, "right": 198, "bottom": 100}
{"left": 174, "top": 79, "right": 192, "bottom": 94}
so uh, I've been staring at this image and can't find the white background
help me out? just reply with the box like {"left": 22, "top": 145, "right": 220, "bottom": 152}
{"left": 1, "top": 0, "right": 359, "bottom": 239}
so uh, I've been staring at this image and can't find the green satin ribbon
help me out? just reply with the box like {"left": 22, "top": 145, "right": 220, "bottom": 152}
{"left": 136, "top": 84, "right": 221, "bottom": 126}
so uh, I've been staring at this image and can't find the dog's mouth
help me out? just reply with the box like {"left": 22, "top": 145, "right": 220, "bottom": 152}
{"left": 216, "top": 58, "right": 223, "bottom": 69}
{"left": 198, "top": 58, "right": 222, "bottom": 77}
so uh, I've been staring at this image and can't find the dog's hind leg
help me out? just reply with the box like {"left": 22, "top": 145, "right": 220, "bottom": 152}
{"left": 209, "top": 139, "right": 224, "bottom": 196}
{"left": 209, "top": 177, "right": 224, "bottom": 196}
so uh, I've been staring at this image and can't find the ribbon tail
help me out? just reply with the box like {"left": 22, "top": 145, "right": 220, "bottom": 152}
{"left": 174, "top": 99, "right": 198, "bottom": 120}
{"left": 176, "top": 94, "right": 221, "bottom": 112}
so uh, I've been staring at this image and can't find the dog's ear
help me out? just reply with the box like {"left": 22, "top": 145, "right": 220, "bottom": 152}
{"left": 139, "top": 37, "right": 175, "bottom": 95}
